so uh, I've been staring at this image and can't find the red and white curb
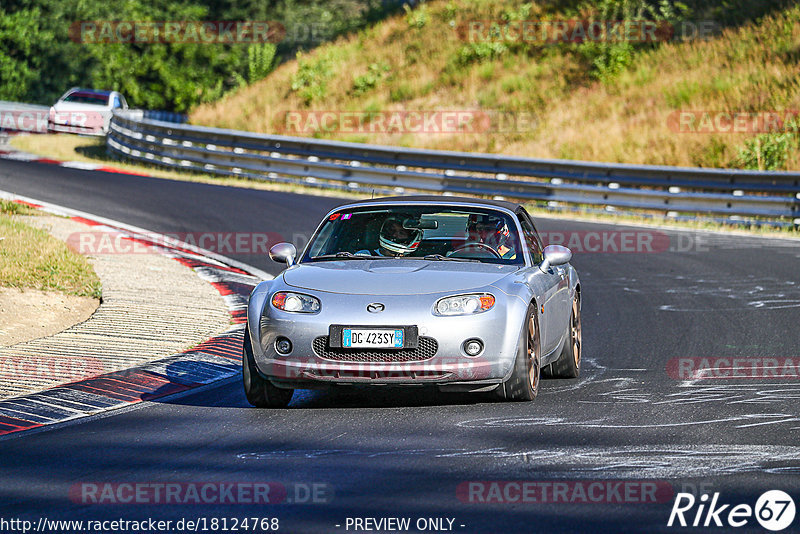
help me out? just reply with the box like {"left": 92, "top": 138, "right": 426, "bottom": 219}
{"left": 0, "top": 190, "right": 270, "bottom": 438}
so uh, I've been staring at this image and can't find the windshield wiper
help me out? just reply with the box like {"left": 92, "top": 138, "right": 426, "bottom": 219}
{"left": 311, "top": 252, "right": 389, "bottom": 260}
{"left": 421, "top": 254, "right": 480, "bottom": 263}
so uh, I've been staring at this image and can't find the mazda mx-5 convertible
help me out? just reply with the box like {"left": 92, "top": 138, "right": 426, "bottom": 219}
{"left": 243, "top": 196, "right": 581, "bottom": 407}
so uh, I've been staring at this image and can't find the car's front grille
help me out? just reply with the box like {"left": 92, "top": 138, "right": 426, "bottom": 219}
{"left": 312, "top": 336, "right": 438, "bottom": 363}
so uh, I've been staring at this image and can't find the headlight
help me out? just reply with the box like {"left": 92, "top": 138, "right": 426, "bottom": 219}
{"left": 271, "top": 291, "right": 320, "bottom": 313}
{"left": 434, "top": 293, "right": 495, "bottom": 316}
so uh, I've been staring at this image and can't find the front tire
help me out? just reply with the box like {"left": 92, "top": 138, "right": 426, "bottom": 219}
{"left": 544, "top": 292, "right": 581, "bottom": 379}
{"left": 494, "top": 303, "right": 541, "bottom": 401}
{"left": 242, "top": 333, "right": 294, "bottom": 408}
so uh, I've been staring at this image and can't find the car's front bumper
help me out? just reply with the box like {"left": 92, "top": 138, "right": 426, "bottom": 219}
{"left": 247, "top": 283, "right": 529, "bottom": 388}
{"left": 48, "top": 120, "right": 106, "bottom": 136}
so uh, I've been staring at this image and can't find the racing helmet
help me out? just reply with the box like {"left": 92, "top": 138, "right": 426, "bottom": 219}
{"left": 379, "top": 215, "right": 422, "bottom": 256}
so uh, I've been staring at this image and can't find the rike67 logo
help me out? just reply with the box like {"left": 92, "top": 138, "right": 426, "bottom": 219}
{"left": 668, "top": 490, "right": 796, "bottom": 531}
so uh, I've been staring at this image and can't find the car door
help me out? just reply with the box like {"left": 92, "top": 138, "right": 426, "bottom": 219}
{"left": 524, "top": 209, "right": 572, "bottom": 350}
{"left": 517, "top": 210, "right": 564, "bottom": 356}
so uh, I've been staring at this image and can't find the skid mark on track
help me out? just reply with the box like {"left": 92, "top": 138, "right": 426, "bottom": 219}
{"left": 598, "top": 274, "right": 800, "bottom": 311}
{"left": 661, "top": 384, "right": 800, "bottom": 403}
{"left": 565, "top": 375, "right": 800, "bottom": 430}
{"left": 458, "top": 413, "right": 800, "bottom": 430}
{"left": 236, "top": 445, "right": 800, "bottom": 479}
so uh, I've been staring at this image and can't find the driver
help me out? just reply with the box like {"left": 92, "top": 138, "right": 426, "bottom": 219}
{"left": 357, "top": 214, "right": 422, "bottom": 257}
{"left": 466, "top": 215, "right": 513, "bottom": 257}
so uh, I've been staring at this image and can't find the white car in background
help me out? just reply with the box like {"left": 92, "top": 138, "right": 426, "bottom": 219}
{"left": 48, "top": 88, "right": 128, "bottom": 136}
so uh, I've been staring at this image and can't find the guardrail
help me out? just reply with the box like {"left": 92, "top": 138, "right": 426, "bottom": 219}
{"left": 124, "top": 109, "right": 188, "bottom": 124}
{"left": 0, "top": 101, "right": 51, "bottom": 134}
{"left": 0, "top": 102, "right": 186, "bottom": 136}
{"left": 107, "top": 110, "right": 800, "bottom": 223}
{"left": 0, "top": 101, "right": 49, "bottom": 112}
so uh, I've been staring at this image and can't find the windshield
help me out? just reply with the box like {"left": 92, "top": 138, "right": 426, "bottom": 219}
{"left": 302, "top": 206, "right": 524, "bottom": 265}
{"left": 62, "top": 92, "right": 109, "bottom": 105}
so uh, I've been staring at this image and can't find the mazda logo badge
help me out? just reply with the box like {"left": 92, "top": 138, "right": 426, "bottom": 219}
{"left": 367, "top": 303, "right": 385, "bottom": 313}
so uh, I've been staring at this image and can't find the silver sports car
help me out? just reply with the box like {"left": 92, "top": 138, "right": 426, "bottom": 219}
{"left": 243, "top": 196, "right": 581, "bottom": 407}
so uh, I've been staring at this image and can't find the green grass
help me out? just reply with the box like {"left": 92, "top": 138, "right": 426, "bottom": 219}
{"left": 0, "top": 210, "right": 102, "bottom": 298}
{"left": 0, "top": 200, "right": 35, "bottom": 216}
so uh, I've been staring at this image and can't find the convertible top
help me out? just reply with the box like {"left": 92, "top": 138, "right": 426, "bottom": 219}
{"left": 337, "top": 195, "right": 524, "bottom": 213}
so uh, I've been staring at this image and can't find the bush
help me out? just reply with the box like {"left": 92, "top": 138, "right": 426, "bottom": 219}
{"left": 291, "top": 53, "right": 333, "bottom": 105}
{"left": 389, "top": 83, "right": 414, "bottom": 102}
{"left": 576, "top": 0, "right": 690, "bottom": 82}
{"left": 352, "top": 62, "right": 389, "bottom": 95}
{"left": 578, "top": 41, "right": 636, "bottom": 83}
{"left": 404, "top": 3, "right": 429, "bottom": 29}
{"left": 248, "top": 43, "right": 277, "bottom": 84}
{"left": 735, "top": 131, "right": 798, "bottom": 170}
{"left": 0, "top": 7, "right": 59, "bottom": 102}
{"left": 455, "top": 42, "right": 509, "bottom": 65}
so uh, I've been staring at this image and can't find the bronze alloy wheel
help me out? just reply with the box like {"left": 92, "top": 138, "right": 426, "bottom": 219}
{"left": 541, "top": 292, "right": 581, "bottom": 380}
{"left": 571, "top": 296, "right": 582, "bottom": 369}
{"left": 495, "top": 303, "right": 541, "bottom": 401}
{"left": 527, "top": 313, "right": 540, "bottom": 392}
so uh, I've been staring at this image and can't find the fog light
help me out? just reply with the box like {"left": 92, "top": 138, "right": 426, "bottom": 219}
{"left": 275, "top": 337, "right": 292, "bottom": 355}
{"left": 463, "top": 339, "right": 483, "bottom": 357}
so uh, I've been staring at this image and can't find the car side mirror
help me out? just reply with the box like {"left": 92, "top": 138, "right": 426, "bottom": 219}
{"left": 269, "top": 242, "right": 297, "bottom": 266}
{"left": 539, "top": 244, "right": 571, "bottom": 272}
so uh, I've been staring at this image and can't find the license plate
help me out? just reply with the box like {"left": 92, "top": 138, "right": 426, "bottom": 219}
{"left": 342, "top": 328, "right": 404, "bottom": 349}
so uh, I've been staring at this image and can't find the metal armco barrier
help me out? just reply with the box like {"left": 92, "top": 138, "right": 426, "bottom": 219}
{"left": 0, "top": 101, "right": 51, "bottom": 134}
{"left": 107, "top": 110, "right": 800, "bottom": 222}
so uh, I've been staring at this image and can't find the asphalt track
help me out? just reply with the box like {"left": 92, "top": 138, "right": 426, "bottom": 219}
{"left": 1, "top": 158, "right": 799, "bottom": 533}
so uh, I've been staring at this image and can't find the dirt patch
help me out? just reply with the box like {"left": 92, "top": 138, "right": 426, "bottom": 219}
{"left": 0, "top": 287, "right": 99, "bottom": 347}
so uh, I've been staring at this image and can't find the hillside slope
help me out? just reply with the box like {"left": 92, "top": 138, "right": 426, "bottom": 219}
{"left": 191, "top": 0, "right": 800, "bottom": 170}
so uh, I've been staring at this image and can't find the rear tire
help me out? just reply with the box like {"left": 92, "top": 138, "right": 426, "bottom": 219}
{"left": 242, "top": 333, "right": 294, "bottom": 408}
{"left": 494, "top": 303, "right": 540, "bottom": 401}
{"left": 544, "top": 293, "right": 581, "bottom": 379}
